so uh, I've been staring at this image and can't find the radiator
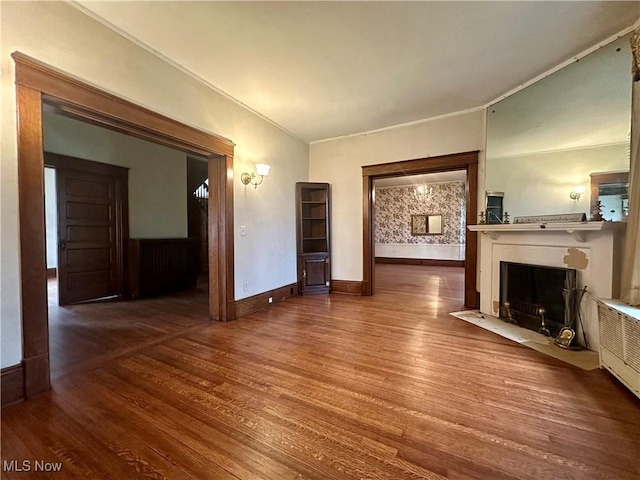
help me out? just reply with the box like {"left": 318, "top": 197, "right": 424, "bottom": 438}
{"left": 597, "top": 299, "right": 640, "bottom": 399}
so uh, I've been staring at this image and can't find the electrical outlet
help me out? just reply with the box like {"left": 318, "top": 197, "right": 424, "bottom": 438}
{"left": 268, "top": 296, "right": 273, "bottom": 304}
{"left": 240, "top": 225, "right": 246, "bottom": 236}
{"left": 243, "top": 281, "right": 248, "bottom": 292}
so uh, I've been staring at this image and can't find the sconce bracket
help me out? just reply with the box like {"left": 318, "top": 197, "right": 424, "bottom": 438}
{"left": 241, "top": 172, "right": 253, "bottom": 186}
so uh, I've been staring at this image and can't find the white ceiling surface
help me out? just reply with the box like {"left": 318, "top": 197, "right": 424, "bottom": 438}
{"left": 374, "top": 170, "right": 466, "bottom": 188}
{"left": 74, "top": 1, "right": 638, "bottom": 143}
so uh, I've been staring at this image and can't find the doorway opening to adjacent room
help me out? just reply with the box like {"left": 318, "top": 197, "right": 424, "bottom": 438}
{"left": 41, "top": 110, "right": 215, "bottom": 381}
{"left": 372, "top": 170, "right": 467, "bottom": 311}
{"left": 14, "top": 52, "right": 235, "bottom": 398}
{"left": 362, "top": 151, "right": 479, "bottom": 308}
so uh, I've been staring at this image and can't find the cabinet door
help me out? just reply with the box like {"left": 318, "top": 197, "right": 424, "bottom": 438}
{"left": 300, "top": 256, "right": 330, "bottom": 293}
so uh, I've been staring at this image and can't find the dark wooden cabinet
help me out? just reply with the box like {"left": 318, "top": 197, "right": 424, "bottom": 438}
{"left": 296, "top": 182, "right": 331, "bottom": 294}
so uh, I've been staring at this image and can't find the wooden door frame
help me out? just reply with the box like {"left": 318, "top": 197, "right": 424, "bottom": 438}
{"left": 45, "top": 152, "right": 130, "bottom": 304}
{"left": 12, "top": 52, "right": 236, "bottom": 399}
{"left": 362, "top": 151, "right": 480, "bottom": 308}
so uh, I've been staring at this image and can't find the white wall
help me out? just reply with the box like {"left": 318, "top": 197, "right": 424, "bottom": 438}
{"left": 44, "top": 111, "right": 189, "bottom": 239}
{"left": 309, "top": 110, "right": 484, "bottom": 281}
{"left": 486, "top": 143, "right": 629, "bottom": 218}
{"left": 1, "top": 1, "right": 308, "bottom": 368}
{"left": 375, "top": 244, "right": 465, "bottom": 261}
{"left": 44, "top": 168, "right": 58, "bottom": 269}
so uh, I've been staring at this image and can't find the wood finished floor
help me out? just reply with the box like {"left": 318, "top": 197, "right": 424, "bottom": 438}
{"left": 2, "top": 265, "right": 639, "bottom": 479}
{"left": 47, "top": 278, "right": 212, "bottom": 380}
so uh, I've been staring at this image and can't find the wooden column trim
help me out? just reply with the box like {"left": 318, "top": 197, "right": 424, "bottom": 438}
{"left": 224, "top": 155, "right": 236, "bottom": 321}
{"left": 465, "top": 162, "right": 480, "bottom": 308}
{"left": 362, "top": 175, "right": 375, "bottom": 296}
{"left": 11, "top": 52, "right": 235, "bottom": 398}
{"left": 208, "top": 154, "right": 235, "bottom": 321}
{"left": 16, "top": 84, "right": 51, "bottom": 396}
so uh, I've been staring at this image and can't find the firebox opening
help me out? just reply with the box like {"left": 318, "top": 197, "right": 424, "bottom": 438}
{"left": 499, "top": 262, "right": 577, "bottom": 337}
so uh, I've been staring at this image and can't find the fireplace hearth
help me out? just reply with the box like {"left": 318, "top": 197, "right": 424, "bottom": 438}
{"left": 499, "top": 262, "right": 577, "bottom": 337}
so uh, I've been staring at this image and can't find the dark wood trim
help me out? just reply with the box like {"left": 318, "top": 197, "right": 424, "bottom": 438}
{"left": 208, "top": 154, "right": 236, "bottom": 322}
{"left": 331, "top": 280, "right": 364, "bottom": 295}
{"left": 1, "top": 363, "right": 25, "bottom": 408}
{"left": 362, "top": 175, "right": 375, "bottom": 296}
{"left": 46, "top": 268, "right": 57, "bottom": 278}
{"left": 12, "top": 52, "right": 235, "bottom": 398}
{"left": 234, "top": 283, "right": 299, "bottom": 318}
{"left": 13, "top": 52, "right": 234, "bottom": 157}
{"left": 465, "top": 162, "right": 480, "bottom": 308}
{"left": 362, "top": 151, "right": 479, "bottom": 308}
{"left": 16, "top": 84, "right": 51, "bottom": 397}
{"left": 362, "top": 151, "right": 480, "bottom": 177}
{"left": 375, "top": 257, "right": 465, "bottom": 267}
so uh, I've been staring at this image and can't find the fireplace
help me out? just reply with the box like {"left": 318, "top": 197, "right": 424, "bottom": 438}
{"left": 499, "top": 262, "right": 577, "bottom": 336}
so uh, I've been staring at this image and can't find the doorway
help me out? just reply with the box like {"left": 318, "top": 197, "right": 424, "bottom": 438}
{"left": 362, "top": 151, "right": 479, "bottom": 308}
{"left": 45, "top": 153, "right": 128, "bottom": 306}
{"left": 14, "top": 52, "right": 235, "bottom": 398}
{"left": 372, "top": 170, "right": 467, "bottom": 309}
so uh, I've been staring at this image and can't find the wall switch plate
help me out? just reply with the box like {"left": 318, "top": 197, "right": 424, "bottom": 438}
{"left": 268, "top": 297, "right": 273, "bottom": 304}
{"left": 240, "top": 226, "right": 246, "bottom": 236}
{"left": 243, "top": 281, "right": 248, "bottom": 291}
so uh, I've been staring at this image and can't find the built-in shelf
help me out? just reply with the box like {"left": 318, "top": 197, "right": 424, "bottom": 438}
{"left": 467, "top": 221, "right": 619, "bottom": 242}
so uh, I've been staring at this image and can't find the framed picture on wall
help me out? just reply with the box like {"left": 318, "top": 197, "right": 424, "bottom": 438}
{"left": 411, "top": 214, "right": 427, "bottom": 235}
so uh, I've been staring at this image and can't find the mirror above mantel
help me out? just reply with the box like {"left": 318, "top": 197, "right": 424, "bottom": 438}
{"left": 485, "top": 33, "right": 632, "bottom": 220}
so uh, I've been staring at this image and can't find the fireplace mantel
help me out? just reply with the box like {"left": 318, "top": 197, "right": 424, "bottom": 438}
{"left": 474, "top": 222, "right": 626, "bottom": 352}
{"left": 468, "top": 221, "right": 622, "bottom": 242}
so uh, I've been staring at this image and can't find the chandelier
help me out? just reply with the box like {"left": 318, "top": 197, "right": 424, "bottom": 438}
{"left": 413, "top": 180, "right": 433, "bottom": 201}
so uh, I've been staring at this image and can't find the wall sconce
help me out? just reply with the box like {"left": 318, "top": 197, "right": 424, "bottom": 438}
{"left": 241, "top": 163, "right": 271, "bottom": 189}
{"left": 569, "top": 186, "right": 586, "bottom": 201}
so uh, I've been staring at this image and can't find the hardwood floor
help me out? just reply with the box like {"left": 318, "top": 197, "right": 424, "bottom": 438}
{"left": 47, "top": 278, "right": 212, "bottom": 380}
{"left": 2, "top": 265, "right": 639, "bottom": 479}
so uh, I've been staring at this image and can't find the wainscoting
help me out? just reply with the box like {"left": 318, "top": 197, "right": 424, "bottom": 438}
{"left": 129, "top": 238, "right": 199, "bottom": 299}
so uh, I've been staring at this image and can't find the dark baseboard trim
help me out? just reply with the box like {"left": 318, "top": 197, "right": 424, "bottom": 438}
{"left": 46, "top": 268, "right": 57, "bottom": 278}
{"left": 1, "top": 363, "right": 25, "bottom": 408}
{"left": 331, "top": 280, "right": 364, "bottom": 295}
{"left": 375, "top": 257, "right": 465, "bottom": 267}
{"left": 234, "top": 283, "right": 298, "bottom": 318}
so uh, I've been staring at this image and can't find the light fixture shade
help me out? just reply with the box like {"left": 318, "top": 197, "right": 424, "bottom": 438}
{"left": 255, "top": 163, "right": 271, "bottom": 176}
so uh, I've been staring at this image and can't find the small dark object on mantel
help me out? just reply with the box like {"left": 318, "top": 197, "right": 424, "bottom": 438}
{"left": 479, "top": 211, "right": 486, "bottom": 225}
{"left": 591, "top": 200, "right": 604, "bottom": 222}
{"left": 503, "top": 212, "right": 510, "bottom": 224}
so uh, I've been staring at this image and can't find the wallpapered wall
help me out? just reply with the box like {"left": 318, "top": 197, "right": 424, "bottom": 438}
{"left": 375, "top": 182, "right": 466, "bottom": 245}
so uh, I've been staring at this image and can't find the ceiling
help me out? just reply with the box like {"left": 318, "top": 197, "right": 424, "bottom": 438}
{"left": 74, "top": 1, "right": 638, "bottom": 143}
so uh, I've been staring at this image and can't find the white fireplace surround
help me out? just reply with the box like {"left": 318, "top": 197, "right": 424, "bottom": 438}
{"left": 470, "top": 222, "right": 626, "bottom": 352}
